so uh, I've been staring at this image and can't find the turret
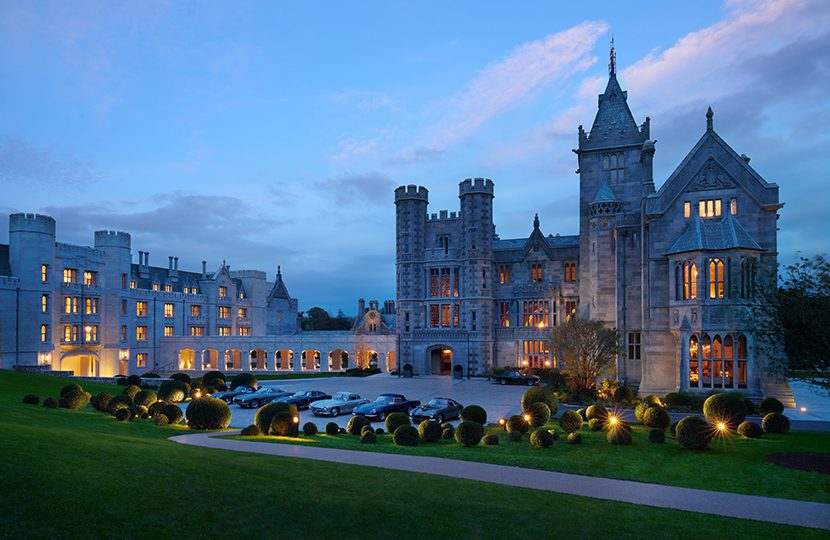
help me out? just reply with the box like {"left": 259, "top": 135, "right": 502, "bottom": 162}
{"left": 394, "top": 184, "right": 429, "bottom": 309}
{"left": 9, "top": 213, "right": 56, "bottom": 285}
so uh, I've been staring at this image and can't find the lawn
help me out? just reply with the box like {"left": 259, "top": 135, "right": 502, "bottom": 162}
{"left": 228, "top": 416, "right": 830, "bottom": 504}
{"left": 0, "top": 370, "right": 825, "bottom": 539}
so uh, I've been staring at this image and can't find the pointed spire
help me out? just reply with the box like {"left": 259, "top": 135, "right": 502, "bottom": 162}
{"left": 706, "top": 106, "right": 714, "bottom": 131}
{"left": 277, "top": 265, "right": 281, "bottom": 278}
{"left": 609, "top": 35, "right": 616, "bottom": 76}
{"left": 533, "top": 213, "right": 540, "bottom": 230}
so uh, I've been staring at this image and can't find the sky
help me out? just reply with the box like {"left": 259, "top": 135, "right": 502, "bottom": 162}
{"left": 1, "top": 0, "right": 828, "bottom": 314}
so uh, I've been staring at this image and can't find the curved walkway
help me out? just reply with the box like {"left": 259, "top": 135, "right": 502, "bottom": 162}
{"left": 170, "top": 431, "right": 830, "bottom": 531}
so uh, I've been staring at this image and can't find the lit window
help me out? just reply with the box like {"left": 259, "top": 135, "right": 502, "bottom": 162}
{"left": 120, "top": 325, "right": 127, "bottom": 341}
{"left": 84, "top": 325, "right": 98, "bottom": 342}
{"left": 520, "top": 340, "right": 551, "bottom": 369}
{"left": 698, "top": 199, "right": 723, "bottom": 218}
{"left": 565, "top": 301, "right": 577, "bottom": 322}
{"left": 40, "top": 324, "right": 48, "bottom": 343}
{"left": 41, "top": 264, "right": 48, "bottom": 283}
{"left": 218, "top": 326, "right": 231, "bottom": 336}
{"left": 238, "top": 292, "right": 245, "bottom": 299}
{"left": 63, "top": 325, "right": 72, "bottom": 342}
{"left": 218, "top": 306, "right": 230, "bottom": 319}
{"left": 136, "top": 326, "right": 147, "bottom": 341}
{"left": 730, "top": 198, "right": 737, "bottom": 215}
{"left": 499, "top": 265, "right": 510, "bottom": 284}
{"left": 164, "top": 303, "right": 174, "bottom": 318}
{"left": 684, "top": 201, "right": 691, "bottom": 219}
{"left": 41, "top": 294, "right": 48, "bottom": 313}
{"left": 708, "top": 258, "right": 725, "bottom": 299}
{"left": 190, "top": 326, "right": 204, "bottom": 336}
{"left": 136, "top": 301, "right": 147, "bottom": 317}
{"left": 164, "top": 284, "right": 172, "bottom": 292}
{"left": 218, "top": 286, "right": 227, "bottom": 299}
{"left": 152, "top": 283, "right": 159, "bottom": 291}
{"left": 83, "top": 271, "right": 96, "bottom": 286}
{"left": 85, "top": 298, "right": 98, "bottom": 314}
{"left": 136, "top": 353, "right": 147, "bottom": 368}
{"left": 237, "top": 308, "right": 247, "bottom": 319}
{"left": 164, "top": 326, "right": 174, "bottom": 337}
{"left": 63, "top": 268, "right": 77, "bottom": 284}
{"left": 531, "top": 263, "right": 543, "bottom": 283}
{"left": 130, "top": 280, "right": 137, "bottom": 289}
{"left": 522, "top": 300, "right": 550, "bottom": 327}
{"left": 499, "top": 302, "right": 510, "bottom": 327}
{"left": 238, "top": 327, "right": 250, "bottom": 336}
{"left": 183, "top": 287, "right": 189, "bottom": 294}
{"left": 628, "top": 332, "right": 641, "bottom": 360}
{"left": 190, "top": 305, "right": 202, "bottom": 316}
{"left": 429, "top": 305, "right": 440, "bottom": 328}
{"left": 682, "top": 261, "right": 698, "bottom": 300}
{"left": 564, "top": 262, "right": 577, "bottom": 282}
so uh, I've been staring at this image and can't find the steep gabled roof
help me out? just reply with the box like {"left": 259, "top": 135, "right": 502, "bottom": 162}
{"left": 268, "top": 265, "right": 291, "bottom": 301}
{"left": 667, "top": 212, "right": 764, "bottom": 255}
{"left": 592, "top": 181, "right": 618, "bottom": 203}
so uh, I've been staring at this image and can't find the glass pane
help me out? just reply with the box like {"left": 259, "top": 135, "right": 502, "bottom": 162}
{"left": 690, "top": 359, "right": 699, "bottom": 386}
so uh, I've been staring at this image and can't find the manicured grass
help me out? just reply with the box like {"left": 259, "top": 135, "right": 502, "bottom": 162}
{"left": 1, "top": 371, "right": 826, "bottom": 538}
{"left": 231, "top": 418, "right": 830, "bottom": 504}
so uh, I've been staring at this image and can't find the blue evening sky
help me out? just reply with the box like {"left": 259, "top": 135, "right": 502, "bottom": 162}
{"left": 1, "top": 0, "right": 828, "bottom": 313}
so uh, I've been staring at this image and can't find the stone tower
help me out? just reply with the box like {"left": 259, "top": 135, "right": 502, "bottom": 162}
{"left": 94, "top": 230, "right": 132, "bottom": 374}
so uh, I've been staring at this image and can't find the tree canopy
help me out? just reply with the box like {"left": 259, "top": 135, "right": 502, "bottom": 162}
{"left": 301, "top": 307, "right": 354, "bottom": 330}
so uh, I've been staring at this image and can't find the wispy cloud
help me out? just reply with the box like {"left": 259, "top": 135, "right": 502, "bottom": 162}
{"left": 315, "top": 172, "right": 395, "bottom": 205}
{"left": 0, "top": 135, "right": 104, "bottom": 186}
{"left": 329, "top": 137, "right": 380, "bottom": 162}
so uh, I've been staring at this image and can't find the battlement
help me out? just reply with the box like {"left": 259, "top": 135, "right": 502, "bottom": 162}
{"left": 229, "top": 269, "right": 267, "bottom": 280}
{"left": 459, "top": 177, "right": 494, "bottom": 197}
{"left": 9, "top": 213, "right": 56, "bottom": 235}
{"left": 428, "top": 210, "right": 459, "bottom": 221}
{"left": 94, "top": 230, "right": 131, "bottom": 249}
{"left": 394, "top": 184, "right": 429, "bottom": 203}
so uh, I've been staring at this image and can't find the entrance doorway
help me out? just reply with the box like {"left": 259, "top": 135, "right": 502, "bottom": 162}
{"left": 62, "top": 354, "right": 98, "bottom": 376}
{"left": 429, "top": 347, "right": 453, "bottom": 375}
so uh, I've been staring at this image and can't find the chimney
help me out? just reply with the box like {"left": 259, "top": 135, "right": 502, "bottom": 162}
{"left": 174, "top": 257, "right": 179, "bottom": 270}
{"left": 145, "top": 251, "right": 150, "bottom": 266}
{"left": 358, "top": 298, "right": 365, "bottom": 317}
{"left": 201, "top": 260, "right": 207, "bottom": 279}
{"left": 168, "top": 256, "right": 173, "bottom": 270}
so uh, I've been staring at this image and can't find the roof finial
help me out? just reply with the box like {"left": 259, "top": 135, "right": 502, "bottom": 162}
{"left": 706, "top": 106, "right": 714, "bottom": 131}
{"left": 277, "top": 265, "right": 281, "bottom": 278}
{"left": 533, "top": 213, "right": 540, "bottom": 230}
{"left": 609, "top": 35, "right": 616, "bottom": 76}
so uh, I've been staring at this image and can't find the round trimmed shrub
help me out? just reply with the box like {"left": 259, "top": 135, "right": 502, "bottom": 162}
{"left": 588, "top": 418, "right": 604, "bottom": 431}
{"left": 269, "top": 411, "right": 298, "bottom": 437}
{"left": 230, "top": 373, "right": 258, "bottom": 390}
{"left": 43, "top": 396, "right": 59, "bottom": 409}
{"left": 241, "top": 424, "right": 261, "bottom": 436}
{"left": 607, "top": 426, "right": 633, "bottom": 445}
{"left": 742, "top": 398, "right": 757, "bottom": 416}
{"left": 125, "top": 374, "right": 142, "bottom": 386}
{"left": 107, "top": 394, "right": 134, "bottom": 415}
{"left": 186, "top": 397, "right": 231, "bottom": 430}
{"left": 644, "top": 395, "right": 662, "bottom": 406}
{"left": 360, "top": 430, "right": 377, "bottom": 444}
{"left": 567, "top": 432, "right": 582, "bottom": 444}
{"left": 703, "top": 393, "right": 747, "bottom": 428}
{"left": 325, "top": 422, "right": 340, "bottom": 435}
{"left": 483, "top": 433, "right": 499, "bottom": 446}
{"left": 460, "top": 405, "right": 487, "bottom": 424}
{"left": 737, "top": 421, "right": 763, "bottom": 438}
{"left": 134, "top": 390, "right": 157, "bottom": 408}
{"left": 418, "top": 420, "right": 443, "bottom": 442}
{"left": 530, "top": 428, "right": 555, "bottom": 448}
{"left": 161, "top": 403, "right": 184, "bottom": 424}
{"left": 170, "top": 372, "right": 192, "bottom": 384}
{"left": 22, "top": 394, "right": 40, "bottom": 405}
{"left": 521, "top": 386, "right": 558, "bottom": 416}
{"left": 347, "top": 415, "right": 371, "bottom": 436}
{"left": 508, "top": 430, "right": 523, "bottom": 442}
{"left": 202, "top": 371, "right": 226, "bottom": 386}
{"left": 613, "top": 386, "right": 635, "bottom": 403}
{"left": 505, "top": 415, "right": 529, "bottom": 434}
{"left": 91, "top": 392, "right": 113, "bottom": 412}
{"left": 212, "top": 381, "right": 227, "bottom": 392}
{"left": 635, "top": 401, "right": 654, "bottom": 423}
{"left": 361, "top": 425, "right": 374, "bottom": 436}
{"left": 155, "top": 414, "right": 169, "bottom": 426}
{"left": 649, "top": 429, "right": 666, "bottom": 443}
{"left": 586, "top": 404, "right": 608, "bottom": 421}
{"left": 559, "top": 410, "right": 584, "bottom": 433}
{"left": 114, "top": 408, "right": 132, "bottom": 421}
{"left": 455, "top": 421, "right": 484, "bottom": 447}
{"left": 115, "top": 376, "right": 128, "bottom": 386}
{"left": 136, "top": 405, "right": 150, "bottom": 418}
{"left": 441, "top": 427, "right": 454, "bottom": 440}
{"left": 148, "top": 401, "right": 165, "bottom": 418}
{"left": 142, "top": 373, "right": 161, "bottom": 378}
{"left": 303, "top": 422, "right": 318, "bottom": 435}
{"left": 122, "top": 385, "right": 141, "bottom": 399}
{"left": 675, "top": 416, "right": 712, "bottom": 450}
{"left": 254, "top": 401, "right": 298, "bottom": 434}
{"left": 762, "top": 412, "right": 790, "bottom": 434}
{"left": 385, "top": 412, "right": 410, "bottom": 434}
{"left": 759, "top": 397, "right": 784, "bottom": 416}
{"left": 548, "top": 428, "right": 560, "bottom": 440}
{"left": 576, "top": 408, "right": 587, "bottom": 420}
{"left": 393, "top": 424, "right": 419, "bottom": 446}
{"left": 526, "top": 402, "right": 551, "bottom": 427}
{"left": 375, "top": 428, "right": 385, "bottom": 435}
{"left": 643, "top": 406, "right": 671, "bottom": 430}
{"left": 158, "top": 380, "right": 189, "bottom": 403}
{"left": 60, "top": 383, "right": 83, "bottom": 398}
{"left": 663, "top": 392, "right": 688, "bottom": 409}
{"left": 339, "top": 427, "right": 346, "bottom": 434}
{"left": 670, "top": 420, "right": 679, "bottom": 438}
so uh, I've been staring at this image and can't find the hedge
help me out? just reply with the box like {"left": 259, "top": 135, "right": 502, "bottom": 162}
{"left": 418, "top": 420, "right": 443, "bottom": 442}
{"left": 60, "top": 383, "right": 83, "bottom": 398}
{"left": 460, "top": 405, "right": 487, "bottom": 424}
{"left": 22, "top": 394, "right": 40, "bottom": 405}
{"left": 269, "top": 411, "right": 298, "bottom": 437}
{"left": 230, "top": 373, "right": 258, "bottom": 390}
{"left": 186, "top": 397, "right": 231, "bottom": 430}
{"left": 133, "top": 390, "right": 158, "bottom": 408}
{"left": 530, "top": 428, "right": 554, "bottom": 448}
{"left": 302, "top": 422, "right": 318, "bottom": 435}
{"left": 454, "top": 421, "right": 484, "bottom": 447}
{"left": 643, "top": 406, "right": 671, "bottom": 430}
{"left": 254, "top": 401, "right": 299, "bottom": 434}
{"left": 663, "top": 392, "right": 689, "bottom": 409}
{"left": 559, "top": 410, "right": 583, "bottom": 433}
{"left": 360, "top": 431, "right": 377, "bottom": 444}
{"left": 392, "top": 425, "right": 419, "bottom": 446}
{"left": 241, "top": 424, "right": 261, "bottom": 436}
{"left": 325, "top": 422, "right": 340, "bottom": 435}
{"left": 91, "top": 392, "right": 113, "bottom": 412}
{"left": 607, "top": 426, "right": 633, "bottom": 445}
{"left": 521, "top": 386, "right": 558, "bottom": 416}
{"left": 347, "top": 415, "right": 371, "bottom": 436}
{"left": 567, "top": 432, "right": 582, "bottom": 444}
{"left": 385, "top": 412, "right": 410, "bottom": 434}
{"left": 158, "top": 380, "right": 189, "bottom": 403}
{"left": 702, "top": 393, "right": 747, "bottom": 428}
{"left": 762, "top": 413, "right": 790, "bottom": 434}
{"left": 136, "top": 405, "right": 149, "bottom": 419}
{"left": 361, "top": 425, "right": 374, "bottom": 436}
{"left": 483, "top": 434, "right": 499, "bottom": 446}
{"left": 759, "top": 397, "right": 784, "bottom": 416}
{"left": 525, "top": 402, "right": 551, "bottom": 427}
{"left": 148, "top": 401, "right": 166, "bottom": 418}
{"left": 635, "top": 401, "right": 654, "bottom": 423}
{"left": 161, "top": 403, "right": 184, "bottom": 425}
{"left": 586, "top": 404, "right": 607, "bottom": 421}
{"left": 508, "top": 430, "right": 523, "bottom": 442}
{"left": 675, "top": 416, "right": 712, "bottom": 450}
{"left": 648, "top": 429, "right": 666, "bottom": 443}
{"left": 737, "top": 421, "right": 763, "bottom": 438}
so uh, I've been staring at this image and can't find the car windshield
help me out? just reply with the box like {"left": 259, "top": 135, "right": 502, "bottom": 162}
{"left": 508, "top": 371, "right": 521, "bottom": 376}
{"left": 375, "top": 395, "right": 394, "bottom": 403}
{"left": 254, "top": 387, "right": 272, "bottom": 394}
{"left": 333, "top": 393, "right": 349, "bottom": 400}
{"left": 427, "top": 399, "right": 446, "bottom": 408}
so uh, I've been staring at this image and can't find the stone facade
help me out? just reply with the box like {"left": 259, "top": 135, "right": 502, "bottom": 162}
{"left": 395, "top": 57, "right": 789, "bottom": 401}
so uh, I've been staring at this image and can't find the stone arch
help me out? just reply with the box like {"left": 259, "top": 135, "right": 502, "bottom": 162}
{"left": 202, "top": 349, "right": 219, "bottom": 370}
{"left": 328, "top": 349, "right": 348, "bottom": 371}
{"left": 356, "top": 349, "right": 378, "bottom": 369}
{"left": 225, "top": 349, "right": 242, "bottom": 371}
{"left": 275, "top": 349, "right": 294, "bottom": 370}
{"left": 60, "top": 351, "right": 99, "bottom": 377}
{"left": 301, "top": 349, "right": 320, "bottom": 371}
{"left": 179, "top": 348, "right": 196, "bottom": 370}
{"left": 250, "top": 349, "right": 267, "bottom": 370}
{"left": 426, "top": 345, "right": 453, "bottom": 375}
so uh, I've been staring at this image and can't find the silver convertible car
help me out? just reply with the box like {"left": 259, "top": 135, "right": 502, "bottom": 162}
{"left": 309, "top": 392, "right": 369, "bottom": 417}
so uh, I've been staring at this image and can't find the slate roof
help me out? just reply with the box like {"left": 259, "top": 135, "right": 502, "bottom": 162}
{"left": 493, "top": 234, "right": 579, "bottom": 251}
{"left": 129, "top": 263, "right": 242, "bottom": 292}
{"left": 0, "top": 244, "right": 10, "bottom": 276}
{"left": 666, "top": 213, "right": 764, "bottom": 255}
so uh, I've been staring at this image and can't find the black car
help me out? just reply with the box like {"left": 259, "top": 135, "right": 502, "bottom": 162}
{"left": 276, "top": 390, "right": 331, "bottom": 410}
{"left": 410, "top": 398, "right": 463, "bottom": 424}
{"left": 353, "top": 393, "right": 420, "bottom": 421}
{"left": 211, "top": 385, "right": 256, "bottom": 403}
{"left": 489, "top": 370, "right": 540, "bottom": 386}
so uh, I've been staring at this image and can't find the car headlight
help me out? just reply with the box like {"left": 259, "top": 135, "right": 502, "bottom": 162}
{"left": 370, "top": 409, "right": 377, "bottom": 414}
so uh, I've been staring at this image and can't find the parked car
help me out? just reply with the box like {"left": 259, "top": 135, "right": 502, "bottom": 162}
{"left": 276, "top": 390, "right": 331, "bottom": 410}
{"left": 489, "top": 370, "right": 540, "bottom": 386}
{"left": 233, "top": 387, "right": 292, "bottom": 408}
{"left": 410, "top": 397, "right": 463, "bottom": 424}
{"left": 310, "top": 392, "right": 369, "bottom": 417}
{"left": 353, "top": 393, "right": 420, "bottom": 421}
{"left": 211, "top": 385, "right": 256, "bottom": 404}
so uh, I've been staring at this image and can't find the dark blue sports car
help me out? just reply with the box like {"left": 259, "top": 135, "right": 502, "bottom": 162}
{"left": 211, "top": 385, "right": 256, "bottom": 404}
{"left": 353, "top": 393, "right": 420, "bottom": 421}
{"left": 276, "top": 390, "right": 331, "bottom": 410}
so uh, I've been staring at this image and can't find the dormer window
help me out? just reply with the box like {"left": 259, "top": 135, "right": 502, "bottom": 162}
{"left": 684, "top": 201, "right": 691, "bottom": 219}
{"left": 698, "top": 199, "right": 722, "bottom": 218}
{"left": 219, "top": 286, "right": 227, "bottom": 299}
{"left": 152, "top": 283, "right": 159, "bottom": 291}
{"left": 730, "top": 198, "right": 737, "bottom": 215}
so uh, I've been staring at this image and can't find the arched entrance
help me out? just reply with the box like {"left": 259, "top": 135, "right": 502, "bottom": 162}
{"left": 328, "top": 349, "right": 348, "bottom": 371}
{"left": 356, "top": 349, "right": 378, "bottom": 369}
{"left": 179, "top": 349, "right": 196, "bottom": 370}
{"left": 202, "top": 349, "right": 219, "bottom": 370}
{"left": 427, "top": 345, "right": 453, "bottom": 375}
{"left": 61, "top": 352, "right": 99, "bottom": 377}
{"left": 225, "top": 349, "right": 242, "bottom": 370}
{"left": 301, "top": 349, "right": 320, "bottom": 371}
{"left": 250, "top": 349, "right": 267, "bottom": 370}
{"left": 275, "top": 349, "right": 294, "bottom": 370}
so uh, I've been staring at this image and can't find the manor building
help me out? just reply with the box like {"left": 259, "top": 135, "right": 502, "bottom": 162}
{"left": 395, "top": 53, "right": 789, "bottom": 401}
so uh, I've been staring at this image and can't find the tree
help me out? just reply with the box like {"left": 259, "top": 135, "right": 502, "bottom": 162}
{"left": 550, "top": 318, "right": 623, "bottom": 393}
{"left": 301, "top": 307, "right": 354, "bottom": 330}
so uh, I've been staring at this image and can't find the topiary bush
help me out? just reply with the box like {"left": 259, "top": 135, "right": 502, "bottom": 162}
{"left": 737, "top": 421, "right": 763, "bottom": 438}
{"left": 576, "top": 408, "right": 587, "bottom": 420}
{"left": 361, "top": 425, "right": 374, "bottom": 436}
{"left": 43, "top": 396, "right": 59, "bottom": 409}
{"left": 649, "top": 429, "right": 666, "bottom": 443}
{"left": 675, "top": 416, "right": 712, "bottom": 450}
{"left": 107, "top": 394, "right": 134, "bottom": 415}
{"left": 759, "top": 397, "right": 784, "bottom": 416}
{"left": 302, "top": 422, "right": 318, "bottom": 435}
{"left": 202, "top": 371, "right": 226, "bottom": 387}
{"left": 643, "top": 395, "right": 663, "bottom": 406}
{"left": 663, "top": 392, "right": 688, "bottom": 409}
{"left": 230, "top": 373, "right": 258, "bottom": 390}
{"left": 360, "top": 430, "right": 377, "bottom": 444}
{"left": 269, "top": 411, "right": 298, "bottom": 437}
{"left": 441, "top": 427, "right": 454, "bottom": 440}
{"left": 530, "top": 428, "right": 555, "bottom": 448}
{"left": 115, "top": 376, "right": 128, "bottom": 386}
{"left": 607, "top": 426, "right": 633, "bottom": 445}
{"left": 114, "top": 408, "right": 132, "bottom": 421}
{"left": 588, "top": 418, "right": 604, "bottom": 431}
{"left": 525, "top": 402, "right": 551, "bottom": 427}
{"left": 325, "top": 422, "right": 340, "bottom": 435}
{"left": 505, "top": 415, "right": 529, "bottom": 434}
{"left": 393, "top": 424, "right": 419, "bottom": 446}
{"left": 741, "top": 397, "right": 756, "bottom": 416}
{"left": 567, "top": 432, "right": 582, "bottom": 444}
{"left": 483, "top": 433, "right": 499, "bottom": 446}
{"left": 125, "top": 374, "right": 142, "bottom": 386}
{"left": 418, "top": 420, "right": 443, "bottom": 442}
{"left": 241, "top": 424, "right": 261, "bottom": 436}
{"left": 521, "top": 386, "right": 558, "bottom": 416}
{"left": 155, "top": 414, "right": 169, "bottom": 426}
{"left": 161, "top": 403, "right": 184, "bottom": 424}
{"left": 121, "top": 385, "right": 141, "bottom": 399}
{"left": 586, "top": 404, "right": 608, "bottom": 421}
{"left": 455, "top": 421, "right": 484, "bottom": 447}
{"left": 613, "top": 386, "right": 635, "bottom": 403}
{"left": 60, "top": 383, "right": 83, "bottom": 398}
{"left": 254, "top": 401, "right": 298, "bottom": 434}
{"left": 559, "top": 410, "right": 584, "bottom": 433}
{"left": 375, "top": 428, "right": 385, "bottom": 435}
{"left": 643, "top": 406, "right": 671, "bottom": 430}
{"left": 347, "top": 415, "right": 371, "bottom": 436}
{"left": 91, "top": 392, "right": 113, "bottom": 412}
{"left": 148, "top": 401, "right": 165, "bottom": 418}
{"left": 186, "top": 397, "right": 231, "bottom": 430}
{"left": 133, "top": 390, "right": 158, "bottom": 408}
{"left": 762, "top": 412, "right": 790, "bottom": 434}
{"left": 22, "top": 394, "right": 40, "bottom": 405}
{"left": 385, "top": 412, "right": 410, "bottom": 434}
{"left": 634, "top": 401, "right": 654, "bottom": 423}
{"left": 142, "top": 372, "right": 161, "bottom": 378}
{"left": 460, "top": 405, "right": 487, "bottom": 424}
{"left": 170, "top": 372, "right": 192, "bottom": 384}
{"left": 670, "top": 420, "right": 679, "bottom": 438}
{"left": 158, "top": 380, "right": 189, "bottom": 403}
{"left": 440, "top": 422, "right": 454, "bottom": 437}
{"left": 508, "top": 430, "right": 523, "bottom": 442}
{"left": 703, "top": 393, "right": 747, "bottom": 428}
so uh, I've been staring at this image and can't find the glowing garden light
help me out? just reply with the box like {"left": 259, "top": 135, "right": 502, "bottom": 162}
{"left": 608, "top": 415, "right": 619, "bottom": 426}
{"left": 800, "top": 406, "right": 807, "bottom": 413}
{"left": 293, "top": 416, "right": 300, "bottom": 424}
{"left": 498, "top": 418, "right": 506, "bottom": 426}
{"left": 716, "top": 422, "right": 727, "bottom": 432}
{"left": 523, "top": 414, "right": 531, "bottom": 422}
